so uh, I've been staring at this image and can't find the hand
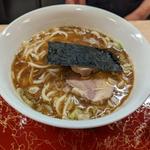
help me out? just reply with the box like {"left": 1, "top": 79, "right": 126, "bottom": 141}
{"left": 125, "top": 0, "right": 150, "bottom": 20}
{"left": 65, "top": 0, "right": 86, "bottom": 4}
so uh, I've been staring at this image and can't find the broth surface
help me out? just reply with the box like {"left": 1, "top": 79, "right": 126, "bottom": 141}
{"left": 12, "top": 26, "right": 134, "bottom": 120}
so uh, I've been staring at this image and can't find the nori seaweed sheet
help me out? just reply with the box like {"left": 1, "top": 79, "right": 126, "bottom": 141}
{"left": 48, "top": 42, "right": 122, "bottom": 72}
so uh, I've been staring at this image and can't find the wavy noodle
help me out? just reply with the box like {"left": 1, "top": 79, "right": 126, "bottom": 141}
{"left": 28, "top": 62, "right": 50, "bottom": 68}
{"left": 24, "top": 47, "right": 34, "bottom": 58}
{"left": 101, "top": 37, "right": 108, "bottom": 46}
{"left": 47, "top": 91, "right": 57, "bottom": 97}
{"left": 17, "top": 66, "right": 28, "bottom": 82}
{"left": 97, "top": 107, "right": 111, "bottom": 117}
{"left": 33, "top": 42, "right": 45, "bottom": 53}
{"left": 86, "top": 106, "right": 96, "bottom": 113}
{"left": 49, "top": 31, "right": 68, "bottom": 38}
{"left": 29, "top": 67, "right": 34, "bottom": 84}
{"left": 62, "top": 95, "right": 71, "bottom": 119}
{"left": 54, "top": 94, "right": 66, "bottom": 116}
{"left": 38, "top": 50, "right": 47, "bottom": 58}
{"left": 91, "top": 31, "right": 101, "bottom": 38}
{"left": 41, "top": 83, "right": 51, "bottom": 102}
{"left": 23, "top": 41, "right": 45, "bottom": 59}
{"left": 73, "top": 29, "right": 80, "bottom": 35}
{"left": 107, "top": 77, "right": 117, "bottom": 86}
{"left": 30, "top": 53, "right": 39, "bottom": 60}
{"left": 33, "top": 72, "right": 50, "bottom": 84}
{"left": 23, "top": 40, "right": 41, "bottom": 55}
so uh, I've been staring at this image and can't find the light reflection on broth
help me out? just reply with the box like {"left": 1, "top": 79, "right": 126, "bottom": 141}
{"left": 11, "top": 26, "right": 134, "bottom": 120}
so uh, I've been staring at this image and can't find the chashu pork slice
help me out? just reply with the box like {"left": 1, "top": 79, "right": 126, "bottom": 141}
{"left": 66, "top": 78, "right": 114, "bottom": 102}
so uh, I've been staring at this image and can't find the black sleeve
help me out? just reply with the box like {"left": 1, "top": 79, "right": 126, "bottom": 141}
{"left": 86, "top": 0, "right": 143, "bottom": 17}
{"left": 0, "top": 0, "right": 7, "bottom": 23}
{"left": 41, "top": 0, "right": 64, "bottom": 6}
{"left": 0, "top": 0, "right": 65, "bottom": 24}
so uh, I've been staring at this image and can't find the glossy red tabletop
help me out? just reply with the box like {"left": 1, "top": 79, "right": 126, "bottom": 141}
{"left": 0, "top": 96, "right": 149, "bottom": 150}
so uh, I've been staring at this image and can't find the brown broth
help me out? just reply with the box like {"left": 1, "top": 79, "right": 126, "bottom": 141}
{"left": 11, "top": 26, "right": 134, "bottom": 120}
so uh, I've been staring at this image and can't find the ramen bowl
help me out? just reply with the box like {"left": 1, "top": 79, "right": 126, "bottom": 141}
{"left": 0, "top": 5, "right": 150, "bottom": 129}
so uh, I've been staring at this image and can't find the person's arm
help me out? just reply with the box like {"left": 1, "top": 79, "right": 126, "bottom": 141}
{"left": 125, "top": 0, "right": 150, "bottom": 20}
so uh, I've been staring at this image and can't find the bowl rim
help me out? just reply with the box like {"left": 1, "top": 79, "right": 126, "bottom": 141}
{"left": 0, "top": 4, "right": 150, "bottom": 129}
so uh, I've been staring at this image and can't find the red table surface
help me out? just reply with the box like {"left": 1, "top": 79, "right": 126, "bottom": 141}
{"left": 0, "top": 96, "right": 150, "bottom": 150}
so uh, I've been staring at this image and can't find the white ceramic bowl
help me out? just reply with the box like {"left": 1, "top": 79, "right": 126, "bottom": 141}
{"left": 0, "top": 5, "right": 150, "bottom": 129}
